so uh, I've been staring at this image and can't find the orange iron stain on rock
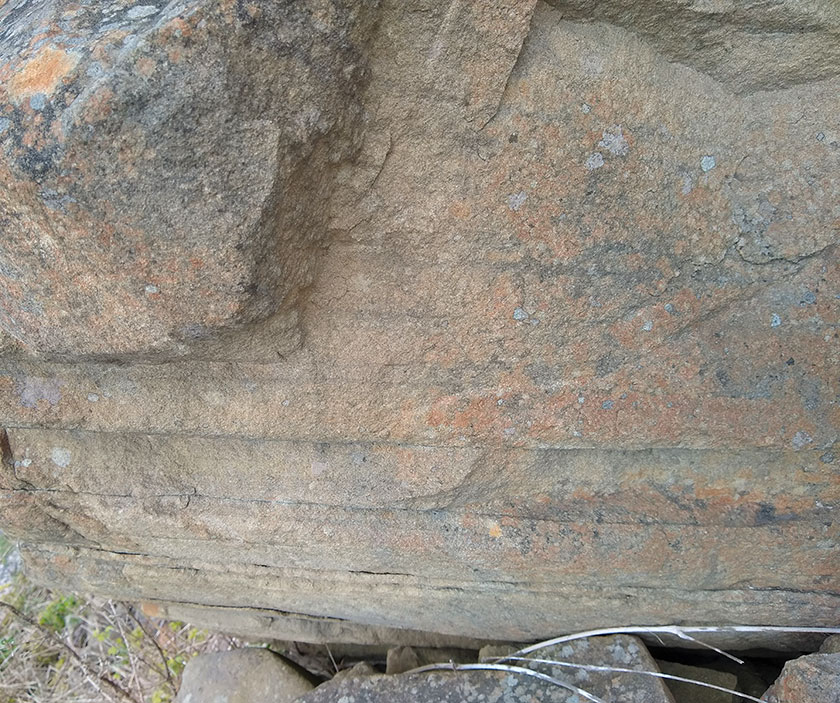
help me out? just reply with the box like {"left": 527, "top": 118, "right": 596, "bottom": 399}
{"left": 7, "top": 46, "right": 78, "bottom": 101}
{"left": 140, "top": 602, "right": 164, "bottom": 618}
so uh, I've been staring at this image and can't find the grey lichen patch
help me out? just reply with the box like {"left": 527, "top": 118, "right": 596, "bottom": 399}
{"left": 791, "top": 430, "right": 813, "bottom": 450}
{"left": 17, "top": 376, "right": 62, "bottom": 408}
{"left": 28, "top": 93, "right": 47, "bottom": 111}
{"left": 125, "top": 5, "right": 159, "bottom": 20}
{"left": 585, "top": 152, "right": 604, "bottom": 170}
{"left": 50, "top": 447, "right": 71, "bottom": 468}
{"left": 598, "top": 125, "right": 628, "bottom": 156}
{"left": 700, "top": 155, "right": 716, "bottom": 172}
{"left": 507, "top": 191, "right": 527, "bottom": 211}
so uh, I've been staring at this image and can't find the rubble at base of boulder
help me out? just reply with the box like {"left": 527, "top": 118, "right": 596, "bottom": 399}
{"left": 295, "top": 635, "right": 675, "bottom": 703}
{"left": 762, "top": 651, "right": 840, "bottom": 703}
{"left": 175, "top": 648, "right": 315, "bottom": 703}
{"left": 171, "top": 637, "right": 840, "bottom": 703}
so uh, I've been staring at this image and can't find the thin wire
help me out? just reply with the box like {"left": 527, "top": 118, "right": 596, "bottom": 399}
{"left": 504, "top": 656, "right": 765, "bottom": 703}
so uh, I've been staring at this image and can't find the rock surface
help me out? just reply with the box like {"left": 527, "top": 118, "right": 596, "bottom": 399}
{"left": 820, "top": 635, "right": 840, "bottom": 654}
{"left": 0, "top": 0, "right": 838, "bottom": 646}
{"left": 762, "top": 652, "right": 840, "bottom": 703}
{"left": 385, "top": 645, "right": 475, "bottom": 675}
{"left": 546, "top": 0, "right": 840, "bottom": 93}
{"left": 175, "top": 648, "right": 314, "bottom": 703}
{"left": 0, "top": 0, "right": 377, "bottom": 359}
{"left": 657, "top": 661, "right": 739, "bottom": 703}
{"left": 298, "top": 635, "right": 675, "bottom": 703}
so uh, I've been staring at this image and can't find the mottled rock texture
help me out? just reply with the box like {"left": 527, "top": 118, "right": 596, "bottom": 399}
{"left": 0, "top": 0, "right": 377, "bottom": 359}
{"left": 763, "top": 652, "right": 840, "bottom": 703}
{"left": 1, "top": 0, "right": 839, "bottom": 647}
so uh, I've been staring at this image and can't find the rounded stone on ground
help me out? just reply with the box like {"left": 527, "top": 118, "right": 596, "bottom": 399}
{"left": 175, "top": 648, "right": 315, "bottom": 703}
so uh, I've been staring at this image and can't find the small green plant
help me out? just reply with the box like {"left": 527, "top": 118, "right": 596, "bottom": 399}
{"left": 0, "top": 530, "right": 248, "bottom": 702}
{"left": 0, "top": 634, "right": 16, "bottom": 665}
{"left": 166, "top": 653, "right": 188, "bottom": 678}
{"left": 37, "top": 593, "right": 79, "bottom": 631}
{"left": 150, "top": 687, "right": 173, "bottom": 703}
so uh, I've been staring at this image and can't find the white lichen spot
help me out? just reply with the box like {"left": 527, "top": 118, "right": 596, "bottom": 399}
{"left": 50, "top": 447, "right": 71, "bottom": 468}
{"left": 642, "top": 320, "right": 653, "bottom": 331}
{"left": 507, "top": 191, "right": 527, "bottom": 211}
{"left": 681, "top": 172, "right": 694, "bottom": 195}
{"left": 770, "top": 313, "right": 782, "bottom": 328}
{"left": 585, "top": 152, "right": 604, "bottom": 170}
{"left": 144, "top": 283, "right": 159, "bottom": 294}
{"left": 700, "top": 155, "right": 716, "bottom": 172}
{"left": 86, "top": 393, "right": 99, "bottom": 402}
{"left": 598, "top": 126, "right": 629, "bottom": 156}
{"left": 792, "top": 431, "right": 813, "bottom": 450}
{"left": 512, "top": 307, "right": 529, "bottom": 321}
{"left": 581, "top": 102, "right": 592, "bottom": 114}
{"left": 581, "top": 54, "right": 604, "bottom": 75}
{"left": 126, "top": 4, "right": 159, "bottom": 19}
{"left": 310, "top": 461, "right": 328, "bottom": 477}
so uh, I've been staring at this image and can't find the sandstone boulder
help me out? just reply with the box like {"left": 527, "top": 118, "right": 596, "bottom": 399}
{"left": 175, "top": 648, "right": 314, "bottom": 703}
{"left": 763, "top": 653, "right": 840, "bottom": 703}
{"left": 0, "top": 0, "right": 838, "bottom": 649}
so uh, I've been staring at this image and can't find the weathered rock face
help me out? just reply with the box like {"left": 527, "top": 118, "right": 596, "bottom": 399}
{"left": 1, "top": 0, "right": 838, "bottom": 647}
{"left": 763, "top": 652, "right": 840, "bottom": 703}
{"left": 546, "top": 0, "right": 840, "bottom": 93}
{"left": 0, "top": 0, "right": 377, "bottom": 359}
{"left": 175, "top": 648, "right": 314, "bottom": 703}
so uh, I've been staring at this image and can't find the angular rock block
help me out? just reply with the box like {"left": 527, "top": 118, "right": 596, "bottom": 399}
{"left": 763, "top": 652, "right": 840, "bottom": 703}
{"left": 175, "top": 648, "right": 314, "bottom": 703}
{"left": 0, "top": 0, "right": 377, "bottom": 359}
